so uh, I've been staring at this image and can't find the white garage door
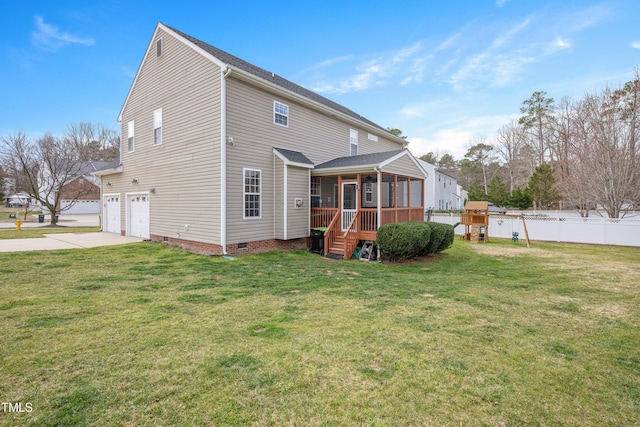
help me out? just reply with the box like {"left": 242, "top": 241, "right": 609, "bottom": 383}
{"left": 129, "top": 194, "right": 150, "bottom": 239}
{"left": 104, "top": 195, "right": 121, "bottom": 234}
{"left": 62, "top": 199, "right": 101, "bottom": 214}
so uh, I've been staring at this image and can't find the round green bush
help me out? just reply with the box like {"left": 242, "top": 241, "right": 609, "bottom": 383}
{"left": 376, "top": 222, "right": 431, "bottom": 261}
{"left": 424, "top": 222, "right": 445, "bottom": 255}
{"left": 437, "top": 223, "right": 455, "bottom": 252}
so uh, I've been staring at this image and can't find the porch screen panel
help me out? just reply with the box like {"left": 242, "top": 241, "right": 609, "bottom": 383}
{"left": 410, "top": 179, "right": 423, "bottom": 207}
{"left": 398, "top": 177, "right": 408, "bottom": 208}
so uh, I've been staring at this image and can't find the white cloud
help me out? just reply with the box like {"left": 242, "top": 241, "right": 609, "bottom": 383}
{"left": 496, "top": 0, "right": 512, "bottom": 7}
{"left": 550, "top": 37, "right": 572, "bottom": 50}
{"left": 31, "top": 16, "right": 95, "bottom": 51}
{"left": 448, "top": 17, "right": 533, "bottom": 89}
{"left": 310, "top": 55, "right": 354, "bottom": 69}
{"left": 120, "top": 66, "right": 136, "bottom": 78}
{"left": 312, "top": 42, "right": 432, "bottom": 94}
{"left": 405, "top": 114, "right": 517, "bottom": 159}
{"left": 632, "top": 41, "right": 640, "bottom": 49}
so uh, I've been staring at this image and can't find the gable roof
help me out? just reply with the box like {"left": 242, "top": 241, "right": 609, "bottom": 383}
{"left": 120, "top": 23, "right": 405, "bottom": 146}
{"left": 314, "top": 150, "right": 405, "bottom": 170}
{"left": 163, "top": 24, "right": 393, "bottom": 135}
{"left": 273, "top": 148, "right": 314, "bottom": 168}
{"left": 314, "top": 149, "right": 429, "bottom": 178}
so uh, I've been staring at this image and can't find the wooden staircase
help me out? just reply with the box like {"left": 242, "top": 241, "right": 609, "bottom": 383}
{"left": 328, "top": 235, "right": 345, "bottom": 257}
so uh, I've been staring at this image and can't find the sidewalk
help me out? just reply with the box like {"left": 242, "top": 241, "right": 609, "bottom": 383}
{"left": 0, "top": 214, "right": 99, "bottom": 229}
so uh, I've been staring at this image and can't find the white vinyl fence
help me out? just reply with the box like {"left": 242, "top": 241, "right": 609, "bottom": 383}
{"left": 431, "top": 213, "right": 640, "bottom": 247}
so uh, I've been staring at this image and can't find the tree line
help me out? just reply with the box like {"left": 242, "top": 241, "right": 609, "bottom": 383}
{"left": 420, "top": 69, "right": 640, "bottom": 218}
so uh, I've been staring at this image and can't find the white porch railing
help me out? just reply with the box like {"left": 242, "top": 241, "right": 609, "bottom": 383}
{"left": 431, "top": 212, "right": 640, "bottom": 247}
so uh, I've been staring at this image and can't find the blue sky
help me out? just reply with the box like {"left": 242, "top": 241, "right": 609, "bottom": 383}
{"left": 1, "top": 0, "right": 638, "bottom": 159}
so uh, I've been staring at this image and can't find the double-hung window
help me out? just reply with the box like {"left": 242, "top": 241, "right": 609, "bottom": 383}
{"left": 311, "top": 177, "right": 321, "bottom": 207}
{"left": 153, "top": 109, "right": 162, "bottom": 145}
{"left": 274, "top": 101, "right": 288, "bottom": 127}
{"left": 350, "top": 129, "right": 358, "bottom": 156}
{"left": 243, "top": 168, "right": 261, "bottom": 219}
{"left": 127, "top": 121, "right": 135, "bottom": 152}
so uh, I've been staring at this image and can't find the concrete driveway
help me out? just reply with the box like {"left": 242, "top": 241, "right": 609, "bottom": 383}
{"left": 0, "top": 233, "right": 144, "bottom": 252}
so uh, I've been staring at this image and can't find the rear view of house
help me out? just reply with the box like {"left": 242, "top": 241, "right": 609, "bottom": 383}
{"left": 95, "top": 23, "right": 427, "bottom": 257}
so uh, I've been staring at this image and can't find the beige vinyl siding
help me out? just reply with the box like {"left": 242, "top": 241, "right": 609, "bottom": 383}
{"left": 118, "top": 28, "right": 222, "bottom": 244}
{"left": 383, "top": 154, "right": 425, "bottom": 179}
{"left": 286, "top": 166, "right": 310, "bottom": 239}
{"left": 225, "top": 77, "right": 403, "bottom": 243}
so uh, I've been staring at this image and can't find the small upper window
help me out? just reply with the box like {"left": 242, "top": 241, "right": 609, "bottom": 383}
{"left": 153, "top": 109, "right": 162, "bottom": 145}
{"left": 156, "top": 39, "right": 163, "bottom": 58}
{"left": 274, "top": 101, "right": 288, "bottom": 127}
{"left": 350, "top": 129, "right": 358, "bottom": 156}
{"left": 127, "top": 121, "right": 135, "bottom": 152}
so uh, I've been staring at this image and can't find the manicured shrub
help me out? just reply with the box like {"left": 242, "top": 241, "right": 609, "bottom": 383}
{"left": 436, "top": 223, "right": 455, "bottom": 252}
{"left": 376, "top": 222, "right": 431, "bottom": 261}
{"left": 423, "top": 222, "right": 455, "bottom": 255}
{"left": 423, "top": 222, "right": 445, "bottom": 255}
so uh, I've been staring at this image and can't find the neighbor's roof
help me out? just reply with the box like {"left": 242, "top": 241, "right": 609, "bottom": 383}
{"left": 136, "top": 23, "right": 399, "bottom": 141}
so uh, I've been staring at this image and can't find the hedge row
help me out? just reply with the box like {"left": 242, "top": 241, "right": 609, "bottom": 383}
{"left": 375, "top": 222, "right": 454, "bottom": 261}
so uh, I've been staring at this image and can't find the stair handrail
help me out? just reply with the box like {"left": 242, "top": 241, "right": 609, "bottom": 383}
{"left": 323, "top": 210, "right": 341, "bottom": 256}
{"left": 342, "top": 210, "right": 360, "bottom": 259}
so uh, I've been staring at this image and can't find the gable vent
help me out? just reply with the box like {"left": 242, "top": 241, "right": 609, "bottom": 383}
{"left": 156, "top": 39, "right": 163, "bottom": 58}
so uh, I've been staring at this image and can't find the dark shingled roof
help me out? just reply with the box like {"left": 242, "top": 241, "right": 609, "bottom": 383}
{"left": 163, "top": 24, "right": 392, "bottom": 135}
{"left": 314, "top": 150, "right": 405, "bottom": 170}
{"left": 89, "top": 160, "right": 121, "bottom": 174}
{"left": 273, "top": 148, "right": 314, "bottom": 166}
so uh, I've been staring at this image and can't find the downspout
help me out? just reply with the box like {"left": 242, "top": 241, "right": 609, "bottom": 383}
{"left": 375, "top": 166, "right": 382, "bottom": 229}
{"left": 221, "top": 66, "right": 232, "bottom": 254}
{"left": 283, "top": 163, "right": 288, "bottom": 240}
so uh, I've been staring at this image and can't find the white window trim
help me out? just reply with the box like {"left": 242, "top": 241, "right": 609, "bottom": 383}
{"left": 350, "top": 129, "right": 358, "bottom": 156}
{"left": 274, "top": 101, "right": 289, "bottom": 127}
{"left": 153, "top": 108, "right": 162, "bottom": 145}
{"left": 243, "top": 168, "right": 262, "bottom": 219}
{"left": 127, "top": 121, "right": 135, "bottom": 152}
{"left": 311, "top": 177, "right": 321, "bottom": 207}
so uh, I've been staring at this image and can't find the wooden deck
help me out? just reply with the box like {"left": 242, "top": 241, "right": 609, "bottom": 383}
{"left": 311, "top": 207, "right": 425, "bottom": 258}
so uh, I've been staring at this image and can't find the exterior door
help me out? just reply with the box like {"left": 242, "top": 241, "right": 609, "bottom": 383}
{"left": 128, "top": 194, "right": 150, "bottom": 239}
{"left": 341, "top": 182, "right": 358, "bottom": 231}
{"left": 104, "top": 195, "right": 121, "bottom": 234}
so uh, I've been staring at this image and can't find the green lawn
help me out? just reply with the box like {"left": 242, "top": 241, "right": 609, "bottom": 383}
{"left": 1, "top": 240, "right": 638, "bottom": 426}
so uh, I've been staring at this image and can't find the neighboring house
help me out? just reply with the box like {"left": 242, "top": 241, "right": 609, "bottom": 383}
{"left": 457, "top": 185, "right": 468, "bottom": 210}
{"left": 42, "top": 161, "right": 114, "bottom": 215}
{"left": 94, "top": 23, "right": 428, "bottom": 257}
{"left": 5, "top": 192, "right": 31, "bottom": 208}
{"left": 420, "top": 160, "right": 460, "bottom": 211}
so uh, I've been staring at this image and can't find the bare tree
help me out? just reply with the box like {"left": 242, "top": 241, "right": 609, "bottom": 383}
{"left": 495, "top": 120, "right": 527, "bottom": 192}
{"left": 0, "top": 132, "right": 91, "bottom": 225}
{"left": 65, "top": 122, "right": 120, "bottom": 162}
{"left": 570, "top": 76, "right": 640, "bottom": 218}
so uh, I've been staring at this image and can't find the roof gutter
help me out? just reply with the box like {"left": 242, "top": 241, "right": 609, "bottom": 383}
{"left": 90, "top": 165, "right": 123, "bottom": 177}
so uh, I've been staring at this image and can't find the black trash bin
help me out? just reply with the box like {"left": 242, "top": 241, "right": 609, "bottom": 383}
{"left": 310, "top": 228, "right": 325, "bottom": 255}
{"left": 38, "top": 214, "right": 45, "bottom": 223}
